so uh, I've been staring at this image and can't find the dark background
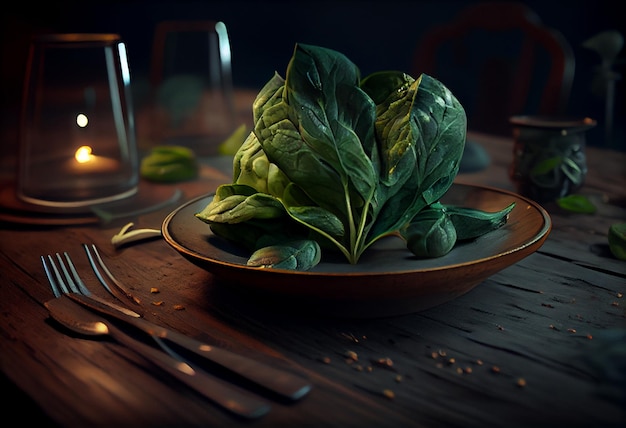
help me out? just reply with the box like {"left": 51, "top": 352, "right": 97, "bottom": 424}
{"left": 1, "top": 0, "right": 624, "bottom": 155}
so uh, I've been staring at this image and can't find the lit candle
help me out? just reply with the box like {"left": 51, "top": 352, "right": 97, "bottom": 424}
{"left": 66, "top": 145, "right": 120, "bottom": 174}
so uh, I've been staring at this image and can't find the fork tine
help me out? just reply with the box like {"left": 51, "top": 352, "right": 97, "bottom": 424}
{"left": 55, "top": 253, "right": 81, "bottom": 294}
{"left": 82, "top": 245, "right": 116, "bottom": 297}
{"left": 83, "top": 243, "right": 141, "bottom": 306}
{"left": 62, "top": 252, "right": 92, "bottom": 296}
{"left": 41, "top": 255, "right": 62, "bottom": 298}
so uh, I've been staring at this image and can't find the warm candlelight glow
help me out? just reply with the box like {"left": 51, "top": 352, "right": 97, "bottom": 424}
{"left": 68, "top": 146, "right": 120, "bottom": 173}
{"left": 76, "top": 113, "right": 89, "bottom": 128}
{"left": 75, "top": 146, "right": 94, "bottom": 163}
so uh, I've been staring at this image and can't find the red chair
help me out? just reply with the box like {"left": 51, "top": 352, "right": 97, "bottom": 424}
{"left": 411, "top": 1, "right": 575, "bottom": 137}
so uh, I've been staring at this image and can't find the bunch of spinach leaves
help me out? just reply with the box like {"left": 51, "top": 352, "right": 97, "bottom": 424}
{"left": 195, "top": 44, "right": 513, "bottom": 270}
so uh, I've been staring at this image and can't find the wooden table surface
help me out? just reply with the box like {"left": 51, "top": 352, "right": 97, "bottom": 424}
{"left": 1, "top": 130, "right": 625, "bottom": 427}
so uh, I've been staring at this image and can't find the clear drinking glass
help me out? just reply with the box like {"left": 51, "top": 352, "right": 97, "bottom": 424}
{"left": 146, "top": 20, "right": 236, "bottom": 155}
{"left": 17, "top": 33, "right": 139, "bottom": 210}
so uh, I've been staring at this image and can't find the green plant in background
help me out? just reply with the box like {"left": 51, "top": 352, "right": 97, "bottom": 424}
{"left": 196, "top": 44, "right": 514, "bottom": 270}
{"left": 218, "top": 124, "right": 249, "bottom": 155}
{"left": 556, "top": 194, "right": 625, "bottom": 261}
{"left": 140, "top": 145, "right": 198, "bottom": 182}
{"left": 608, "top": 223, "right": 626, "bottom": 261}
{"left": 530, "top": 155, "right": 585, "bottom": 189}
{"left": 556, "top": 194, "right": 597, "bottom": 214}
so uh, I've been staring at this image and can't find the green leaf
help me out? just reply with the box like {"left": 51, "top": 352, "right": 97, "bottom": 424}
{"left": 399, "top": 203, "right": 457, "bottom": 258}
{"left": 218, "top": 123, "right": 248, "bottom": 155}
{"left": 530, "top": 156, "right": 561, "bottom": 176}
{"left": 193, "top": 44, "right": 491, "bottom": 270}
{"left": 195, "top": 188, "right": 285, "bottom": 223}
{"left": 232, "top": 132, "right": 291, "bottom": 197}
{"left": 253, "top": 44, "right": 380, "bottom": 262}
{"left": 608, "top": 223, "right": 626, "bottom": 261}
{"left": 445, "top": 202, "right": 515, "bottom": 240}
{"left": 556, "top": 194, "right": 596, "bottom": 214}
{"left": 209, "top": 220, "right": 307, "bottom": 252}
{"left": 360, "top": 70, "right": 413, "bottom": 104}
{"left": 366, "top": 73, "right": 466, "bottom": 245}
{"left": 140, "top": 145, "right": 198, "bottom": 182}
{"left": 247, "top": 240, "right": 322, "bottom": 270}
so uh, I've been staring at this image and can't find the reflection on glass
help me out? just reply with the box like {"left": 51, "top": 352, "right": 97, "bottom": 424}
{"left": 17, "top": 33, "right": 139, "bottom": 210}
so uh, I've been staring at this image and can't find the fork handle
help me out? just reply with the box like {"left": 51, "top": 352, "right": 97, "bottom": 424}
{"left": 107, "top": 323, "right": 271, "bottom": 419}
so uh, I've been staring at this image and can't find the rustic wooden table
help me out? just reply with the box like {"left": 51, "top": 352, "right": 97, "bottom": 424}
{"left": 1, "top": 131, "right": 624, "bottom": 427}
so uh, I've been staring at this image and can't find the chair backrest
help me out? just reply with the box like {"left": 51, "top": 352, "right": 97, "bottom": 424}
{"left": 411, "top": 1, "right": 575, "bottom": 136}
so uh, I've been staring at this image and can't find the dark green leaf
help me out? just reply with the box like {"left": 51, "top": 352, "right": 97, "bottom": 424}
{"left": 445, "top": 202, "right": 515, "bottom": 240}
{"left": 400, "top": 204, "right": 457, "bottom": 258}
{"left": 367, "top": 73, "right": 466, "bottom": 244}
{"left": 530, "top": 156, "right": 561, "bottom": 176}
{"left": 608, "top": 222, "right": 626, "bottom": 261}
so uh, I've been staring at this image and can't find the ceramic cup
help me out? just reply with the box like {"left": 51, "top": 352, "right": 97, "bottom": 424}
{"left": 17, "top": 33, "right": 139, "bottom": 210}
{"left": 509, "top": 115, "right": 596, "bottom": 203}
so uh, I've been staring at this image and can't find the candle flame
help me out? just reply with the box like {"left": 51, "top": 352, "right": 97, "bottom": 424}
{"left": 75, "top": 146, "right": 94, "bottom": 163}
{"left": 76, "top": 113, "right": 89, "bottom": 128}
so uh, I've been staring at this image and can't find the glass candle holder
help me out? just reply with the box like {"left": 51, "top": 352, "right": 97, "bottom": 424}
{"left": 17, "top": 33, "right": 139, "bottom": 210}
{"left": 509, "top": 115, "right": 596, "bottom": 203}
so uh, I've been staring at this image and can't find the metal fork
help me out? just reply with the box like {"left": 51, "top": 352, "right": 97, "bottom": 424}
{"left": 43, "top": 247, "right": 141, "bottom": 319}
{"left": 41, "top": 245, "right": 312, "bottom": 402}
{"left": 41, "top": 248, "right": 272, "bottom": 419}
{"left": 42, "top": 247, "right": 171, "bottom": 350}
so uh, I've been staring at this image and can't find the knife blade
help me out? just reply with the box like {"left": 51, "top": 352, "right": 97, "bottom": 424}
{"left": 65, "top": 292, "right": 312, "bottom": 401}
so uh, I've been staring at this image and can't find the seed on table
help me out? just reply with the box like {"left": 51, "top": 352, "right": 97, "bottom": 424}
{"left": 344, "top": 350, "right": 358, "bottom": 361}
{"left": 374, "top": 357, "right": 393, "bottom": 368}
{"left": 516, "top": 378, "right": 527, "bottom": 387}
{"left": 382, "top": 389, "right": 395, "bottom": 399}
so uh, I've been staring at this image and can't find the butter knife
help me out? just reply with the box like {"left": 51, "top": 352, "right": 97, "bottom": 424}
{"left": 65, "top": 292, "right": 312, "bottom": 401}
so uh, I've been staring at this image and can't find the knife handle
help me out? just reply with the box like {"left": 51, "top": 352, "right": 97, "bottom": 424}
{"left": 67, "top": 292, "right": 312, "bottom": 401}
{"left": 106, "top": 320, "right": 271, "bottom": 419}
{"left": 163, "top": 328, "right": 312, "bottom": 401}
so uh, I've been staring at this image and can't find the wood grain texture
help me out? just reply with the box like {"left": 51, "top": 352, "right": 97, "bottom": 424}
{"left": 1, "top": 131, "right": 624, "bottom": 427}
